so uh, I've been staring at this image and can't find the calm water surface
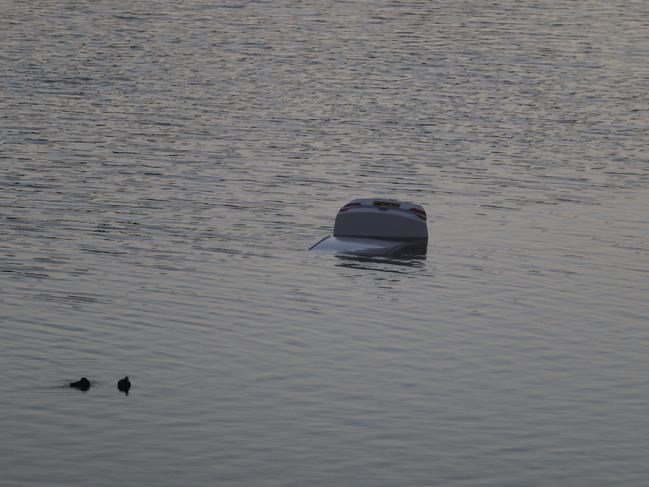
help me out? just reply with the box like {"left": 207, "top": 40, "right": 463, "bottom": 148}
{"left": 2, "top": 1, "right": 649, "bottom": 485}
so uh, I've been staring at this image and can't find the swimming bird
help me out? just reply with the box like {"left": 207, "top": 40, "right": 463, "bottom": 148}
{"left": 70, "top": 377, "right": 90, "bottom": 391}
{"left": 117, "top": 376, "right": 131, "bottom": 395}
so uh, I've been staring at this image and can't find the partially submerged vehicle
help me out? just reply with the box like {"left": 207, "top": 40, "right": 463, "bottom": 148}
{"left": 309, "top": 198, "right": 428, "bottom": 256}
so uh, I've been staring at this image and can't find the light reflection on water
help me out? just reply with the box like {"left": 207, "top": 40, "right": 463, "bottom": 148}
{"left": 2, "top": 0, "right": 649, "bottom": 486}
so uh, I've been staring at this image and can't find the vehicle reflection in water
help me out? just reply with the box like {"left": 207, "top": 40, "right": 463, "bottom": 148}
{"left": 333, "top": 244, "right": 427, "bottom": 275}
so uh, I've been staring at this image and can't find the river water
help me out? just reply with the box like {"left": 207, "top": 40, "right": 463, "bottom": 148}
{"left": 2, "top": 1, "right": 648, "bottom": 486}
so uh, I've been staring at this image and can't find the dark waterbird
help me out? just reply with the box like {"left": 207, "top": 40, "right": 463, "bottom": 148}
{"left": 117, "top": 376, "right": 131, "bottom": 395}
{"left": 69, "top": 377, "right": 91, "bottom": 391}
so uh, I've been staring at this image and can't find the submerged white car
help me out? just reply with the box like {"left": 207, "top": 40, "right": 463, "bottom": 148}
{"left": 309, "top": 198, "right": 428, "bottom": 256}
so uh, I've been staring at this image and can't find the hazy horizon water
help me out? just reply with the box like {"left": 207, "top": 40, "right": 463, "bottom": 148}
{"left": 2, "top": 1, "right": 649, "bottom": 486}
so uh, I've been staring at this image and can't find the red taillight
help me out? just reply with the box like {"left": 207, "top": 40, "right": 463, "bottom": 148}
{"left": 409, "top": 208, "right": 426, "bottom": 220}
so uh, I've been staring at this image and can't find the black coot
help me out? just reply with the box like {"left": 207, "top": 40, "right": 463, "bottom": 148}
{"left": 70, "top": 377, "right": 91, "bottom": 391}
{"left": 117, "top": 376, "right": 131, "bottom": 395}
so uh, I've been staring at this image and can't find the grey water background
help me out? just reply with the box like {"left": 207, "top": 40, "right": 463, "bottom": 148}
{"left": 2, "top": 0, "right": 649, "bottom": 485}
